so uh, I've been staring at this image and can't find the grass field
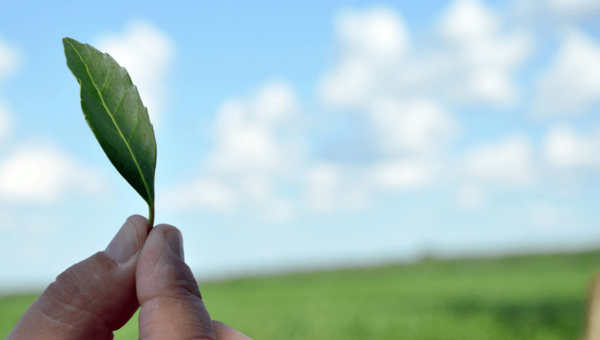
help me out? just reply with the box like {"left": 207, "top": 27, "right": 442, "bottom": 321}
{"left": 2, "top": 250, "right": 600, "bottom": 339}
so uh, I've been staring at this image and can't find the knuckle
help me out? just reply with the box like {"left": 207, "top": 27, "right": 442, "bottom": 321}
{"left": 165, "top": 259, "right": 202, "bottom": 300}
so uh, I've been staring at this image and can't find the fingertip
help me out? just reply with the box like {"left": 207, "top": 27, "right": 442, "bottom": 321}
{"left": 105, "top": 215, "right": 149, "bottom": 265}
{"left": 152, "top": 222, "right": 177, "bottom": 230}
{"left": 150, "top": 223, "right": 179, "bottom": 236}
{"left": 128, "top": 214, "right": 149, "bottom": 231}
{"left": 165, "top": 227, "right": 184, "bottom": 260}
{"left": 148, "top": 224, "right": 184, "bottom": 260}
{"left": 137, "top": 223, "right": 196, "bottom": 302}
{"left": 127, "top": 214, "right": 150, "bottom": 246}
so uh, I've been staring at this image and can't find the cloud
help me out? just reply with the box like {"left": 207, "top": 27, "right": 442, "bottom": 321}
{"left": 317, "top": 6, "right": 460, "bottom": 161}
{"left": 309, "top": 1, "right": 534, "bottom": 214}
{"left": 162, "top": 178, "right": 238, "bottom": 212}
{"left": 319, "top": 7, "right": 409, "bottom": 109}
{"left": 0, "top": 34, "right": 20, "bottom": 82}
{"left": 315, "top": 2, "right": 531, "bottom": 201}
{"left": 162, "top": 81, "right": 301, "bottom": 221}
{"left": 543, "top": 124, "right": 600, "bottom": 170}
{"left": 0, "top": 100, "right": 13, "bottom": 141}
{"left": 463, "top": 134, "right": 536, "bottom": 187}
{"left": 0, "top": 35, "right": 19, "bottom": 141}
{"left": 319, "top": 1, "right": 531, "bottom": 111}
{"left": 0, "top": 143, "right": 106, "bottom": 204}
{"left": 97, "top": 20, "right": 174, "bottom": 126}
{"left": 305, "top": 163, "right": 369, "bottom": 212}
{"left": 368, "top": 98, "right": 458, "bottom": 155}
{"left": 534, "top": 29, "right": 600, "bottom": 117}
{"left": 545, "top": 0, "right": 600, "bottom": 18}
{"left": 436, "top": 0, "right": 532, "bottom": 105}
{"left": 209, "top": 81, "right": 300, "bottom": 175}
{"left": 454, "top": 134, "right": 535, "bottom": 213}
{"left": 304, "top": 157, "right": 437, "bottom": 213}
{"left": 337, "top": 7, "right": 409, "bottom": 61}
{"left": 368, "top": 158, "right": 435, "bottom": 191}
{"left": 168, "top": 3, "right": 546, "bottom": 218}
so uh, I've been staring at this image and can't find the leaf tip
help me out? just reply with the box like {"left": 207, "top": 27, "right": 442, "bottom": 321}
{"left": 62, "top": 37, "right": 74, "bottom": 47}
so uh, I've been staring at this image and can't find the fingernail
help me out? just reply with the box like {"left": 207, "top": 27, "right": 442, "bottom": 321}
{"left": 165, "top": 228, "right": 184, "bottom": 260}
{"left": 105, "top": 219, "right": 139, "bottom": 264}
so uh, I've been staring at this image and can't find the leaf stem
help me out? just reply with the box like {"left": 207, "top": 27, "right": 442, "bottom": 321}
{"left": 148, "top": 204, "right": 155, "bottom": 232}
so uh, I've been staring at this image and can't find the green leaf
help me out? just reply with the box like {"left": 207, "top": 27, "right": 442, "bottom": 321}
{"left": 63, "top": 37, "right": 157, "bottom": 227}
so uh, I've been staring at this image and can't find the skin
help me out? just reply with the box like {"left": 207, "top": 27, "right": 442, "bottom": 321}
{"left": 7, "top": 215, "right": 251, "bottom": 340}
{"left": 586, "top": 273, "right": 600, "bottom": 340}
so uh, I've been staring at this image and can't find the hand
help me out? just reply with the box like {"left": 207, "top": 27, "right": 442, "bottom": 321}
{"left": 7, "top": 215, "right": 251, "bottom": 340}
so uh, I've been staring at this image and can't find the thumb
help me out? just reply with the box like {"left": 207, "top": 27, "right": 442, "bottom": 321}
{"left": 585, "top": 273, "right": 600, "bottom": 340}
{"left": 8, "top": 215, "right": 149, "bottom": 340}
{"left": 136, "top": 224, "right": 215, "bottom": 339}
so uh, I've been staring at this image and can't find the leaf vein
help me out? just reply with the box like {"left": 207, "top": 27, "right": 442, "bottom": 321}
{"left": 67, "top": 40, "right": 153, "bottom": 203}
{"left": 101, "top": 68, "right": 113, "bottom": 93}
{"left": 127, "top": 111, "right": 141, "bottom": 143}
{"left": 110, "top": 93, "right": 126, "bottom": 121}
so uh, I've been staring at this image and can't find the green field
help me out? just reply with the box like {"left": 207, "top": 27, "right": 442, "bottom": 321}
{"left": 2, "top": 250, "right": 600, "bottom": 339}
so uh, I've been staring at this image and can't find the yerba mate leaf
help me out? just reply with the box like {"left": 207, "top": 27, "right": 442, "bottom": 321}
{"left": 63, "top": 37, "right": 156, "bottom": 227}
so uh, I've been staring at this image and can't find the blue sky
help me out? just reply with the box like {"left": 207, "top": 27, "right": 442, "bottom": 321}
{"left": 2, "top": 0, "right": 600, "bottom": 292}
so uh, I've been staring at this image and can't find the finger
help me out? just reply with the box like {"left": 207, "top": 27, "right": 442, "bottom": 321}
{"left": 7, "top": 215, "right": 149, "bottom": 340}
{"left": 212, "top": 320, "right": 253, "bottom": 340}
{"left": 137, "top": 224, "right": 215, "bottom": 340}
{"left": 585, "top": 272, "right": 600, "bottom": 340}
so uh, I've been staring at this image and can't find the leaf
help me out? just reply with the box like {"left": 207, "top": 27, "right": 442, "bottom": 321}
{"left": 63, "top": 37, "right": 157, "bottom": 227}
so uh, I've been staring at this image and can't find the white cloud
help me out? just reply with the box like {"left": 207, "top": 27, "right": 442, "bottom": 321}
{"left": 0, "top": 100, "right": 13, "bottom": 141}
{"left": 546, "top": 0, "right": 600, "bottom": 18}
{"left": 543, "top": 124, "right": 600, "bottom": 170}
{"left": 319, "top": 7, "right": 409, "bottom": 109}
{"left": 97, "top": 19, "right": 174, "bottom": 126}
{"left": 211, "top": 100, "right": 284, "bottom": 174}
{"left": 535, "top": 29, "right": 600, "bottom": 117}
{"left": 320, "top": 1, "right": 531, "bottom": 111}
{"left": 304, "top": 157, "right": 436, "bottom": 213}
{"left": 369, "top": 98, "right": 457, "bottom": 155}
{"left": 369, "top": 159, "right": 435, "bottom": 191}
{"left": 463, "top": 134, "right": 536, "bottom": 187}
{"left": 455, "top": 184, "right": 486, "bottom": 211}
{"left": 163, "top": 81, "right": 301, "bottom": 220}
{"left": 437, "top": 0, "right": 532, "bottom": 105}
{"left": 209, "top": 81, "right": 300, "bottom": 175}
{"left": 319, "top": 57, "right": 376, "bottom": 109}
{"left": 0, "top": 144, "right": 106, "bottom": 204}
{"left": 0, "top": 35, "right": 20, "bottom": 82}
{"left": 337, "top": 7, "right": 409, "bottom": 61}
{"left": 0, "top": 35, "right": 19, "bottom": 141}
{"left": 316, "top": 6, "right": 463, "bottom": 185}
{"left": 440, "top": 0, "right": 499, "bottom": 41}
{"left": 161, "top": 178, "right": 238, "bottom": 212}
{"left": 317, "top": 1, "right": 531, "bottom": 193}
{"left": 166, "top": 3, "right": 537, "bottom": 217}
{"left": 516, "top": 0, "right": 600, "bottom": 24}
{"left": 305, "top": 163, "right": 369, "bottom": 212}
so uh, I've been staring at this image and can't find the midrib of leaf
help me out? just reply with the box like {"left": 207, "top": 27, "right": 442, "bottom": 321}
{"left": 67, "top": 40, "right": 153, "bottom": 206}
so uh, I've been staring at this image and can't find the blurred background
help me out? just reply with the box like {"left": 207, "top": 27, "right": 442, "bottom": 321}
{"left": 2, "top": 0, "right": 600, "bottom": 338}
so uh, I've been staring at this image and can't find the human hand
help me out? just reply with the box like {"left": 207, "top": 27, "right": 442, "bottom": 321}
{"left": 7, "top": 215, "right": 251, "bottom": 340}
